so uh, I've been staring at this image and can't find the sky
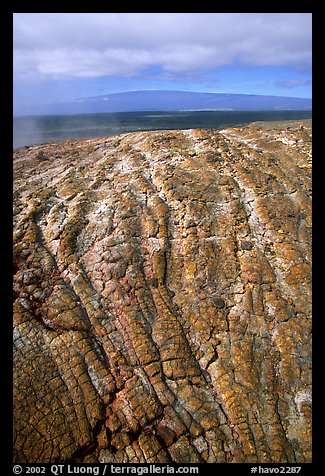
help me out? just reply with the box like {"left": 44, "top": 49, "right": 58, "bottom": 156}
{"left": 13, "top": 13, "right": 312, "bottom": 115}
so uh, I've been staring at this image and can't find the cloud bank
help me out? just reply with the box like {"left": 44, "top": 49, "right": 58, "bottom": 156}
{"left": 13, "top": 13, "right": 312, "bottom": 80}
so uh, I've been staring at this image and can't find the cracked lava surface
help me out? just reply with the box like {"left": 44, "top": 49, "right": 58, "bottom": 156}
{"left": 13, "top": 120, "right": 312, "bottom": 463}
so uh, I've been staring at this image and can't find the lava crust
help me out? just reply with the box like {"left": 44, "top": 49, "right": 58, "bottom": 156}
{"left": 13, "top": 120, "right": 312, "bottom": 463}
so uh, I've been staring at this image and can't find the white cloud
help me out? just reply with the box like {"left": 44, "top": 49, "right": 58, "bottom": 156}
{"left": 13, "top": 13, "right": 312, "bottom": 80}
{"left": 16, "top": 48, "right": 152, "bottom": 78}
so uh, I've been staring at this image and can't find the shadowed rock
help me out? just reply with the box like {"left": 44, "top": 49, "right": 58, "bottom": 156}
{"left": 13, "top": 120, "right": 312, "bottom": 463}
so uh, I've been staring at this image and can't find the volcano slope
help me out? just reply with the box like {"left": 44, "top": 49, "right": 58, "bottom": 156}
{"left": 13, "top": 120, "right": 312, "bottom": 463}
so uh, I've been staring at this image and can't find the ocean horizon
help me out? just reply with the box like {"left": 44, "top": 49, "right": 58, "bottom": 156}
{"left": 13, "top": 109, "right": 312, "bottom": 149}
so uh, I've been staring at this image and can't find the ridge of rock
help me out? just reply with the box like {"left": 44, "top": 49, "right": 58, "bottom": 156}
{"left": 13, "top": 120, "right": 312, "bottom": 463}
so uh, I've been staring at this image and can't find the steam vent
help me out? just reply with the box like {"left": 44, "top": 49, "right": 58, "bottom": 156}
{"left": 13, "top": 120, "right": 312, "bottom": 463}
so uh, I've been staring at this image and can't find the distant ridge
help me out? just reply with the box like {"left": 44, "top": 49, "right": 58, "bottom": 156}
{"left": 15, "top": 90, "right": 312, "bottom": 116}
{"left": 79, "top": 90, "right": 312, "bottom": 111}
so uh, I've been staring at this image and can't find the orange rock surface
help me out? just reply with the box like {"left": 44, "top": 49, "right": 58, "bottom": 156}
{"left": 13, "top": 120, "right": 312, "bottom": 463}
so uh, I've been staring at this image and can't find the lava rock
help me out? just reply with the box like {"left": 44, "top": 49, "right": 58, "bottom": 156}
{"left": 13, "top": 120, "right": 312, "bottom": 464}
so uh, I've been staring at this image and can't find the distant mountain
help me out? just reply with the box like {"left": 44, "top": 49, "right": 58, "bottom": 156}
{"left": 18, "top": 90, "right": 312, "bottom": 116}
{"left": 76, "top": 90, "right": 312, "bottom": 112}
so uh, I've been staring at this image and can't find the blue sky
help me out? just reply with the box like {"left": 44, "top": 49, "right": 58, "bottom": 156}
{"left": 13, "top": 13, "right": 312, "bottom": 115}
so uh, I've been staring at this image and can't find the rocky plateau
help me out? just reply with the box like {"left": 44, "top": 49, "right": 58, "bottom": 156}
{"left": 13, "top": 120, "right": 312, "bottom": 463}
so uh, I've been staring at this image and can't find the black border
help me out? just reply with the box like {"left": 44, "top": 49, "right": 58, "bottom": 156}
{"left": 5, "top": 6, "right": 318, "bottom": 475}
